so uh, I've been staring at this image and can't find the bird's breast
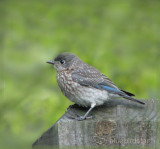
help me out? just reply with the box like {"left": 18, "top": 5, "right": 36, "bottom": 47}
{"left": 57, "top": 70, "right": 76, "bottom": 94}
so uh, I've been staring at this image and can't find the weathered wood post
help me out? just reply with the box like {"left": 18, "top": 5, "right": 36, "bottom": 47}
{"left": 32, "top": 99, "right": 159, "bottom": 148}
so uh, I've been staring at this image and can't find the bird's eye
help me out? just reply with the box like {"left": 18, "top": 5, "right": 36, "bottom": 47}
{"left": 60, "top": 60, "right": 65, "bottom": 64}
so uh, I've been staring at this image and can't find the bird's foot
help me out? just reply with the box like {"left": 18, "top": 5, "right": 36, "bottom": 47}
{"left": 75, "top": 115, "right": 93, "bottom": 121}
{"left": 67, "top": 112, "right": 93, "bottom": 121}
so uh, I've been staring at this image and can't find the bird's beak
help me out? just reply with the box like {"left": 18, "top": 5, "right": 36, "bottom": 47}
{"left": 46, "top": 61, "right": 54, "bottom": 64}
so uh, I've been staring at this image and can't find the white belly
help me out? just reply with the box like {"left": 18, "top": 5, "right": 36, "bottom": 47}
{"left": 69, "top": 86, "right": 110, "bottom": 107}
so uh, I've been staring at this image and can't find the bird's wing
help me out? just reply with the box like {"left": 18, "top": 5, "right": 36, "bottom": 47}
{"left": 71, "top": 67, "right": 146, "bottom": 105}
{"left": 71, "top": 65, "right": 135, "bottom": 96}
{"left": 71, "top": 66, "right": 120, "bottom": 93}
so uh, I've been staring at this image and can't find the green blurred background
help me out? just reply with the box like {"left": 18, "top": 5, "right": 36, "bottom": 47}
{"left": 1, "top": 0, "right": 160, "bottom": 148}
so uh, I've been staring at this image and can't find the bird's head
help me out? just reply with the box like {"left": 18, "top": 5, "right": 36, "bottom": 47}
{"left": 47, "top": 52, "right": 79, "bottom": 71}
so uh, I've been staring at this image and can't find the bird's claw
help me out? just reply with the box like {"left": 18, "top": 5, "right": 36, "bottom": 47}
{"left": 75, "top": 115, "right": 93, "bottom": 121}
{"left": 66, "top": 112, "right": 93, "bottom": 121}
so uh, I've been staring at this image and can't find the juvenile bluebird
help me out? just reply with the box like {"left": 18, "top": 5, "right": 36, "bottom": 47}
{"left": 47, "top": 52, "right": 145, "bottom": 121}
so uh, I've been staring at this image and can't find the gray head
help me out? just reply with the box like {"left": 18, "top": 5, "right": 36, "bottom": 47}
{"left": 47, "top": 53, "right": 80, "bottom": 71}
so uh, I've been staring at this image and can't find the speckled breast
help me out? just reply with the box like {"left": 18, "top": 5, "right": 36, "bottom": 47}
{"left": 56, "top": 70, "right": 78, "bottom": 100}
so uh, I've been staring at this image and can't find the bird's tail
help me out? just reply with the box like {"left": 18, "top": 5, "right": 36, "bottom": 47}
{"left": 118, "top": 92, "right": 145, "bottom": 105}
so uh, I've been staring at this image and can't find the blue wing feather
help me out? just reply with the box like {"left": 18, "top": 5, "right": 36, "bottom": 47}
{"left": 95, "top": 85, "right": 120, "bottom": 93}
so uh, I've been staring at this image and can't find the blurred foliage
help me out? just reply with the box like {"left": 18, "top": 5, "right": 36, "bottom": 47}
{"left": 1, "top": 0, "right": 160, "bottom": 148}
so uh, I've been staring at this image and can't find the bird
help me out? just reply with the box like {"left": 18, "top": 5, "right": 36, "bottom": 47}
{"left": 47, "top": 52, "right": 145, "bottom": 121}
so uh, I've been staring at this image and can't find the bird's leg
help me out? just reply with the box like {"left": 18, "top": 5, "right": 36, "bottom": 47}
{"left": 70, "top": 103, "right": 96, "bottom": 121}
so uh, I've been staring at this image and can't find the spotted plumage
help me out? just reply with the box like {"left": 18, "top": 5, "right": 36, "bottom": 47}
{"left": 47, "top": 52, "right": 145, "bottom": 121}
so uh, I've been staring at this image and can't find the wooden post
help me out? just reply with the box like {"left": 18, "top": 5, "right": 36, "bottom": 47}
{"left": 32, "top": 99, "right": 159, "bottom": 148}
